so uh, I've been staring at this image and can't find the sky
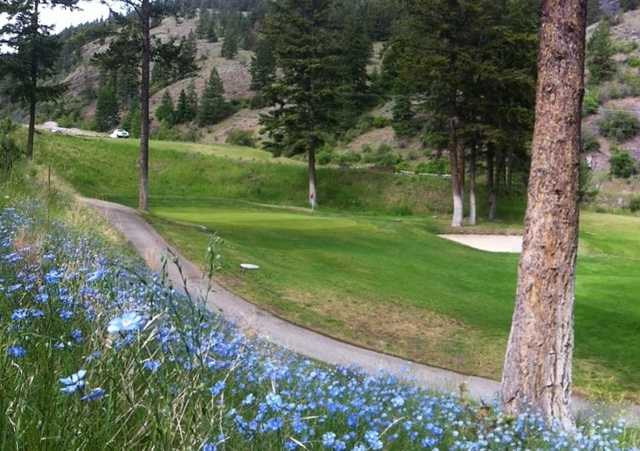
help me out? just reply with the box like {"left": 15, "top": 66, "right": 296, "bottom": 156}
{"left": 41, "top": 0, "right": 112, "bottom": 33}
{"left": 0, "top": 1, "right": 113, "bottom": 35}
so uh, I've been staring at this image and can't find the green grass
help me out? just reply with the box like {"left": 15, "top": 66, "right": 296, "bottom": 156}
{"left": 34, "top": 133, "right": 640, "bottom": 401}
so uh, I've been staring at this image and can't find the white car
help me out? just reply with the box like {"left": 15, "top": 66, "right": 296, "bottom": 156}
{"left": 110, "top": 129, "right": 130, "bottom": 139}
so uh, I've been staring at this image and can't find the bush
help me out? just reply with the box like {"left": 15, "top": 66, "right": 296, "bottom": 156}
{"left": 609, "top": 148, "right": 637, "bottom": 178}
{"left": 363, "top": 144, "right": 400, "bottom": 167}
{"left": 395, "top": 161, "right": 411, "bottom": 172}
{"left": 335, "top": 151, "right": 361, "bottom": 167}
{"left": 226, "top": 129, "right": 256, "bottom": 148}
{"left": 582, "top": 90, "right": 600, "bottom": 116}
{"left": 599, "top": 111, "right": 640, "bottom": 142}
{"left": 630, "top": 196, "right": 640, "bottom": 212}
{"left": 582, "top": 129, "right": 601, "bottom": 153}
{"left": 416, "top": 158, "right": 450, "bottom": 175}
{"left": 371, "top": 116, "right": 390, "bottom": 128}
{"left": 628, "top": 56, "right": 640, "bottom": 68}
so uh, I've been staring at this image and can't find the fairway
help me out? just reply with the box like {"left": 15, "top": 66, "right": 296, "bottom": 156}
{"left": 36, "top": 133, "right": 640, "bottom": 401}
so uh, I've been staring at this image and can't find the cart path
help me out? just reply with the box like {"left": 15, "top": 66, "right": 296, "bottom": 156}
{"left": 80, "top": 196, "right": 640, "bottom": 425}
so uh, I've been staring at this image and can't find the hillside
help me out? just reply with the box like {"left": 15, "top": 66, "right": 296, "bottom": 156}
{"left": 59, "top": 14, "right": 254, "bottom": 135}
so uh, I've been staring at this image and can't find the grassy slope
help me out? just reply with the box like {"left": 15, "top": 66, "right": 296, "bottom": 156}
{"left": 35, "top": 133, "right": 640, "bottom": 401}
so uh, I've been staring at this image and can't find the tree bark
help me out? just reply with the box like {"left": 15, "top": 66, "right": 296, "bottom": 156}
{"left": 468, "top": 143, "right": 477, "bottom": 226}
{"left": 448, "top": 119, "right": 464, "bottom": 227}
{"left": 26, "top": 97, "right": 36, "bottom": 160}
{"left": 26, "top": 0, "right": 40, "bottom": 160}
{"left": 487, "top": 145, "right": 497, "bottom": 221}
{"left": 308, "top": 147, "right": 317, "bottom": 210}
{"left": 496, "top": 150, "right": 505, "bottom": 195}
{"left": 138, "top": 0, "right": 151, "bottom": 211}
{"left": 501, "top": 0, "right": 586, "bottom": 430}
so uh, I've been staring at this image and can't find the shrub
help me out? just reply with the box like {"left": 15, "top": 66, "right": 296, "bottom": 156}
{"left": 609, "top": 148, "right": 637, "bottom": 178}
{"left": 371, "top": 116, "right": 390, "bottom": 128}
{"left": 226, "top": 129, "right": 256, "bottom": 148}
{"left": 628, "top": 56, "right": 640, "bottom": 68}
{"left": 363, "top": 144, "right": 400, "bottom": 167}
{"left": 582, "top": 90, "right": 600, "bottom": 116}
{"left": 416, "top": 158, "right": 450, "bottom": 175}
{"left": 335, "top": 151, "right": 361, "bottom": 167}
{"left": 599, "top": 111, "right": 640, "bottom": 142}
{"left": 582, "top": 129, "right": 601, "bottom": 153}
{"left": 630, "top": 196, "right": 640, "bottom": 212}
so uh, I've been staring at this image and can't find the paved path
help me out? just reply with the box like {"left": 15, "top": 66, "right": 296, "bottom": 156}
{"left": 80, "top": 197, "right": 639, "bottom": 425}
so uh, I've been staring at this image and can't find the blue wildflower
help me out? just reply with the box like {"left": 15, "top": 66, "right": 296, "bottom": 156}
{"left": 7, "top": 345, "right": 26, "bottom": 359}
{"left": 70, "top": 329, "right": 83, "bottom": 343}
{"left": 107, "top": 312, "right": 146, "bottom": 334}
{"left": 322, "top": 432, "right": 337, "bottom": 448}
{"left": 45, "top": 269, "right": 62, "bottom": 284}
{"left": 143, "top": 360, "right": 161, "bottom": 373}
{"left": 364, "top": 431, "right": 383, "bottom": 450}
{"left": 81, "top": 388, "right": 106, "bottom": 402}
{"left": 201, "top": 443, "right": 217, "bottom": 451}
{"left": 59, "top": 369, "right": 87, "bottom": 394}
{"left": 210, "top": 380, "right": 226, "bottom": 397}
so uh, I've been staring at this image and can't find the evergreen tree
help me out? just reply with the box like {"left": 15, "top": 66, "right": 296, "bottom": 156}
{"left": 95, "top": 84, "right": 120, "bottom": 132}
{"left": 198, "top": 67, "right": 230, "bottom": 125}
{"left": 123, "top": 104, "right": 141, "bottom": 138}
{"left": 196, "top": 9, "right": 211, "bottom": 38}
{"left": 156, "top": 90, "right": 176, "bottom": 125}
{"left": 261, "top": 0, "right": 344, "bottom": 209}
{"left": 391, "top": 95, "right": 417, "bottom": 137}
{"left": 186, "top": 81, "right": 199, "bottom": 121}
{"left": 0, "top": 0, "right": 79, "bottom": 158}
{"left": 221, "top": 31, "right": 239, "bottom": 59}
{"left": 249, "top": 37, "right": 276, "bottom": 91}
{"left": 175, "top": 88, "right": 194, "bottom": 123}
{"left": 586, "top": 19, "right": 616, "bottom": 85}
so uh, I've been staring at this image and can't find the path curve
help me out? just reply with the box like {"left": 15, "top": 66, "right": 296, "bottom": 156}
{"left": 80, "top": 197, "right": 639, "bottom": 425}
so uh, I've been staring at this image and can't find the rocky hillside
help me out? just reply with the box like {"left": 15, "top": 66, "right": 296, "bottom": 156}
{"left": 59, "top": 14, "right": 255, "bottom": 135}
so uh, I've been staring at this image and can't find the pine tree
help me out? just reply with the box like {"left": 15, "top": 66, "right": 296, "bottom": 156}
{"left": 196, "top": 9, "right": 211, "bottom": 38}
{"left": 391, "top": 95, "right": 417, "bottom": 138}
{"left": 123, "top": 104, "right": 141, "bottom": 138}
{"left": 249, "top": 37, "right": 276, "bottom": 91}
{"left": 221, "top": 31, "right": 238, "bottom": 59}
{"left": 95, "top": 84, "right": 120, "bottom": 132}
{"left": 261, "top": 0, "right": 344, "bottom": 209}
{"left": 0, "top": 0, "right": 79, "bottom": 158}
{"left": 186, "top": 81, "right": 199, "bottom": 121}
{"left": 175, "top": 89, "right": 192, "bottom": 124}
{"left": 198, "top": 67, "right": 229, "bottom": 125}
{"left": 586, "top": 19, "right": 615, "bottom": 85}
{"left": 156, "top": 91, "right": 176, "bottom": 125}
{"left": 501, "top": 0, "right": 587, "bottom": 430}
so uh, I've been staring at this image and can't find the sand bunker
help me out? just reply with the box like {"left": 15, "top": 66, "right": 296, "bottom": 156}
{"left": 439, "top": 234, "right": 523, "bottom": 253}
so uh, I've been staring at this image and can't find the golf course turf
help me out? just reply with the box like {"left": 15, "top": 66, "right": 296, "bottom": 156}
{"left": 35, "top": 133, "right": 640, "bottom": 401}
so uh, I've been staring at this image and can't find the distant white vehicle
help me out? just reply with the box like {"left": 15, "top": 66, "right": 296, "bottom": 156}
{"left": 50, "top": 127, "right": 64, "bottom": 134}
{"left": 110, "top": 129, "right": 130, "bottom": 139}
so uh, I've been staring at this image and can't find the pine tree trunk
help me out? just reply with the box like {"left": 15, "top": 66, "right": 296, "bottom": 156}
{"left": 308, "top": 147, "right": 317, "bottom": 210}
{"left": 468, "top": 144, "right": 477, "bottom": 226}
{"left": 487, "top": 146, "right": 497, "bottom": 221}
{"left": 26, "top": 96, "right": 36, "bottom": 160}
{"left": 496, "top": 150, "right": 505, "bottom": 195}
{"left": 501, "top": 0, "right": 586, "bottom": 430}
{"left": 26, "top": 0, "right": 39, "bottom": 160}
{"left": 138, "top": 0, "right": 151, "bottom": 211}
{"left": 448, "top": 119, "right": 464, "bottom": 227}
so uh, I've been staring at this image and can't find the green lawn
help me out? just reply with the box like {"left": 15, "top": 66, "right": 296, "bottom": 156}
{"left": 35, "top": 133, "right": 640, "bottom": 401}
